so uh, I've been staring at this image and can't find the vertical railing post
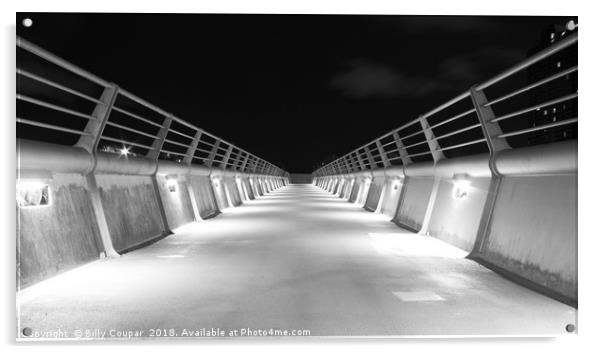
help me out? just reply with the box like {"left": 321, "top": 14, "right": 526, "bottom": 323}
{"left": 75, "top": 84, "right": 119, "bottom": 153}
{"left": 146, "top": 114, "right": 173, "bottom": 236}
{"left": 469, "top": 86, "right": 510, "bottom": 256}
{"left": 146, "top": 114, "right": 173, "bottom": 160}
{"left": 392, "top": 131, "right": 412, "bottom": 165}
{"left": 470, "top": 86, "right": 510, "bottom": 159}
{"left": 77, "top": 84, "right": 119, "bottom": 258}
{"left": 376, "top": 140, "right": 390, "bottom": 168}
{"left": 364, "top": 146, "right": 378, "bottom": 169}
{"left": 183, "top": 131, "right": 202, "bottom": 165}
{"left": 418, "top": 115, "right": 444, "bottom": 163}
{"left": 206, "top": 139, "right": 221, "bottom": 167}
{"left": 221, "top": 145, "right": 233, "bottom": 169}
{"left": 343, "top": 155, "right": 352, "bottom": 174}
{"left": 355, "top": 150, "right": 366, "bottom": 171}
{"left": 183, "top": 130, "right": 202, "bottom": 221}
{"left": 418, "top": 114, "right": 444, "bottom": 235}
{"left": 241, "top": 153, "right": 250, "bottom": 173}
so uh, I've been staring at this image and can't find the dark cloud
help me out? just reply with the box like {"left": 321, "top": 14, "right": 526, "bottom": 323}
{"left": 329, "top": 59, "right": 406, "bottom": 97}
{"left": 329, "top": 47, "right": 524, "bottom": 98}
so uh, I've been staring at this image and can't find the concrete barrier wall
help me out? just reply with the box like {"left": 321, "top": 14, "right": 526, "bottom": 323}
{"left": 17, "top": 173, "right": 102, "bottom": 287}
{"left": 96, "top": 174, "right": 166, "bottom": 252}
{"left": 348, "top": 177, "right": 361, "bottom": 202}
{"left": 364, "top": 176, "right": 385, "bottom": 212}
{"left": 17, "top": 139, "right": 286, "bottom": 287}
{"left": 242, "top": 178, "right": 255, "bottom": 200}
{"left": 343, "top": 178, "right": 354, "bottom": 199}
{"left": 156, "top": 174, "right": 196, "bottom": 230}
{"left": 314, "top": 141, "right": 577, "bottom": 304}
{"left": 188, "top": 175, "right": 220, "bottom": 219}
{"left": 474, "top": 174, "right": 577, "bottom": 301}
{"left": 393, "top": 176, "right": 434, "bottom": 232}
{"left": 426, "top": 177, "right": 491, "bottom": 251}
{"left": 337, "top": 178, "right": 348, "bottom": 198}
{"left": 254, "top": 179, "right": 264, "bottom": 196}
{"left": 224, "top": 178, "right": 243, "bottom": 206}
{"left": 378, "top": 177, "right": 403, "bottom": 219}
{"left": 212, "top": 179, "right": 230, "bottom": 210}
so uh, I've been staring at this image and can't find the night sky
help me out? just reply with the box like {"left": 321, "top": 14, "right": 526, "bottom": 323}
{"left": 16, "top": 13, "right": 573, "bottom": 172}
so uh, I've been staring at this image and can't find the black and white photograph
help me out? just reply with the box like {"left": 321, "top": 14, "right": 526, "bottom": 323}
{"left": 3, "top": 0, "right": 600, "bottom": 351}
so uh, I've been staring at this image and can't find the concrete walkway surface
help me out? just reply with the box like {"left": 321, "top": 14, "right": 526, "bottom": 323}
{"left": 17, "top": 184, "right": 576, "bottom": 339}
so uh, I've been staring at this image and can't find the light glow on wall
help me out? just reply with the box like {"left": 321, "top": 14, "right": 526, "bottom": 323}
{"left": 166, "top": 177, "right": 178, "bottom": 192}
{"left": 17, "top": 180, "right": 51, "bottom": 208}
{"left": 452, "top": 177, "right": 471, "bottom": 200}
{"left": 392, "top": 177, "right": 402, "bottom": 191}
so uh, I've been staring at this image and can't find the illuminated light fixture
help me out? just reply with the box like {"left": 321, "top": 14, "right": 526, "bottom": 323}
{"left": 16, "top": 179, "right": 51, "bottom": 208}
{"left": 119, "top": 146, "right": 130, "bottom": 157}
{"left": 392, "top": 177, "right": 402, "bottom": 191}
{"left": 452, "top": 174, "right": 471, "bottom": 200}
{"left": 166, "top": 177, "right": 178, "bottom": 193}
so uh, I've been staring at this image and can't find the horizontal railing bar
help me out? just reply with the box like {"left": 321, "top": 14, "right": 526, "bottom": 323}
{"left": 476, "top": 32, "right": 578, "bottom": 90}
{"left": 405, "top": 150, "right": 433, "bottom": 158}
{"left": 167, "top": 128, "right": 195, "bottom": 140}
{"left": 195, "top": 147, "right": 213, "bottom": 155}
{"left": 344, "top": 92, "right": 470, "bottom": 155}
{"left": 160, "top": 149, "right": 187, "bottom": 157}
{"left": 197, "top": 139, "right": 216, "bottom": 148}
{"left": 191, "top": 156, "right": 209, "bottom": 162}
{"left": 491, "top": 93, "right": 578, "bottom": 123}
{"left": 485, "top": 66, "right": 578, "bottom": 107}
{"left": 99, "top": 135, "right": 155, "bottom": 150}
{"left": 497, "top": 118, "right": 578, "bottom": 139}
{"left": 105, "top": 121, "right": 159, "bottom": 140}
{"left": 401, "top": 138, "right": 430, "bottom": 150}
{"left": 380, "top": 140, "right": 396, "bottom": 148}
{"left": 433, "top": 123, "right": 482, "bottom": 141}
{"left": 428, "top": 108, "right": 476, "bottom": 130}
{"left": 398, "top": 128, "right": 427, "bottom": 142}
{"left": 17, "top": 68, "right": 104, "bottom": 104}
{"left": 421, "top": 91, "right": 472, "bottom": 121}
{"left": 436, "top": 138, "right": 487, "bottom": 152}
{"left": 17, "top": 94, "right": 96, "bottom": 121}
{"left": 16, "top": 117, "right": 90, "bottom": 136}
{"left": 117, "top": 89, "right": 171, "bottom": 117}
{"left": 112, "top": 106, "right": 164, "bottom": 128}
{"left": 17, "top": 36, "right": 111, "bottom": 88}
{"left": 163, "top": 138, "right": 191, "bottom": 149}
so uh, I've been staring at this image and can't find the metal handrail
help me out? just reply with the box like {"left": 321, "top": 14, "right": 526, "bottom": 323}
{"left": 315, "top": 31, "right": 577, "bottom": 176}
{"left": 17, "top": 94, "right": 97, "bottom": 121}
{"left": 17, "top": 117, "right": 91, "bottom": 136}
{"left": 16, "top": 36, "right": 286, "bottom": 176}
{"left": 17, "top": 68, "right": 104, "bottom": 104}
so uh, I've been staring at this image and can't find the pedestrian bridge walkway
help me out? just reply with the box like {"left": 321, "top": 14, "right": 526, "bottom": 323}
{"left": 18, "top": 184, "right": 575, "bottom": 338}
